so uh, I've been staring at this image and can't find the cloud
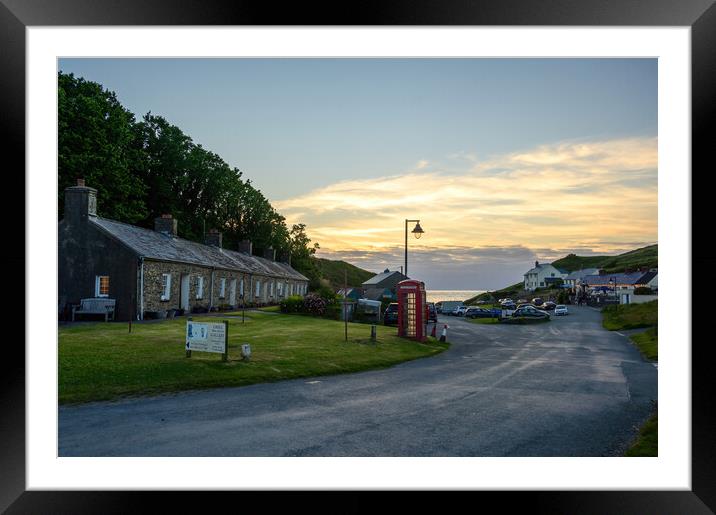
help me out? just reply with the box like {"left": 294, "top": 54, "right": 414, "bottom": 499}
{"left": 274, "top": 136, "right": 657, "bottom": 284}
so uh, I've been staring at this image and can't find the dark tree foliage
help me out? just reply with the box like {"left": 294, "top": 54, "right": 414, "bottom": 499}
{"left": 58, "top": 71, "right": 318, "bottom": 282}
{"left": 58, "top": 72, "right": 147, "bottom": 222}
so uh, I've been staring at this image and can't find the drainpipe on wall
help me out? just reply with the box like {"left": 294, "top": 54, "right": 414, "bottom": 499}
{"left": 209, "top": 267, "right": 215, "bottom": 310}
{"left": 139, "top": 257, "right": 145, "bottom": 321}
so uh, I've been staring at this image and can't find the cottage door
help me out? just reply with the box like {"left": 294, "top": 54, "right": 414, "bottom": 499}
{"left": 180, "top": 274, "right": 190, "bottom": 312}
{"left": 229, "top": 279, "right": 237, "bottom": 306}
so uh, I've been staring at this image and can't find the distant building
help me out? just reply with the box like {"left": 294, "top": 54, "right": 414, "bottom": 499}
{"left": 523, "top": 261, "right": 568, "bottom": 291}
{"left": 58, "top": 180, "right": 309, "bottom": 321}
{"left": 564, "top": 268, "right": 600, "bottom": 289}
{"left": 337, "top": 287, "right": 362, "bottom": 301}
{"left": 361, "top": 269, "right": 408, "bottom": 301}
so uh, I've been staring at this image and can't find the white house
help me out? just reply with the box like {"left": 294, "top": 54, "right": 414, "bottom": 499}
{"left": 523, "top": 261, "right": 569, "bottom": 291}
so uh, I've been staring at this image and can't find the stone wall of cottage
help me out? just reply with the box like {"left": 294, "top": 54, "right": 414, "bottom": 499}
{"left": 141, "top": 260, "right": 306, "bottom": 315}
{"left": 142, "top": 261, "right": 252, "bottom": 314}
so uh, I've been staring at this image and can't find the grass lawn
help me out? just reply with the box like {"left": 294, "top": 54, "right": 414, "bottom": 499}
{"left": 602, "top": 300, "right": 657, "bottom": 330}
{"left": 630, "top": 327, "right": 658, "bottom": 361}
{"left": 59, "top": 313, "right": 448, "bottom": 404}
{"left": 625, "top": 411, "right": 658, "bottom": 457}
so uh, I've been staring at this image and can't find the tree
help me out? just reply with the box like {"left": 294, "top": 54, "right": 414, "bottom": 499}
{"left": 58, "top": 72, "right": 147, "bottom": 222}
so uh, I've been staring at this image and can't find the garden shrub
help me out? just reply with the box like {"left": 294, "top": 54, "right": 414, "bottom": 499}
{"left": 303, "top": 292, "right": 327, "bottom": 316}
{"left": 280, "top": 295, "right": 304, "bottom": 314}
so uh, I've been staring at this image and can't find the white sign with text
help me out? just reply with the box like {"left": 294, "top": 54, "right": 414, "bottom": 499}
{"left": 186, "top": 321, "right": 226, "bottom": 353}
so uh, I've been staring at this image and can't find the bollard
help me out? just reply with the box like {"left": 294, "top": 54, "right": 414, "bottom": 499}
{"left": 370, "top": 325, "right": 377, "bottom": 342}
{"left": 439, "top": 324, "right": 448, "bottom": 342}
{"left": 241, "top": 343, "right": 251, "bottom": 362}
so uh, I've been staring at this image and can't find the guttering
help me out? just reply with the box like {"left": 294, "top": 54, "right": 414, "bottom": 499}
{"left": 139, "top": 256, "right": 145, "bottom": 320}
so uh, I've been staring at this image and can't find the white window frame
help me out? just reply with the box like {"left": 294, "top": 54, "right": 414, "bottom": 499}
{"left": 270, "top": 281, "right": 275, "bottom": 297}
{"left": 240, "top": 278, "right": 244, "bottom": 297}
{"left": 219, "top": 277, "right": 226, "bottom": 299}
{"left": 196, "top": 276, "right": 204, "bottom": 300}
{"left": 255, "top": 280, "right": 261, "bottom": 297}
{"left": 95, "top": 275, "right": 110, "bottom": 298}
{"left": 161, "top": 273, "right": 172, "bottom": 301}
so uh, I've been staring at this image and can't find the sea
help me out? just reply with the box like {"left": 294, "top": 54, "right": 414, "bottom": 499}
{"left": 426, "top": 290, "right": 486, "bottom": 303}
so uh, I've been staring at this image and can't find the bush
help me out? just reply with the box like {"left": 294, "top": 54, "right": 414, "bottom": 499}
{"left": 280, "top": 295, "right": 304, "bottom": 314}
{"left": 315, "top": 286, "right": 337, "bottom": 303}
{"left": 322, "top": 303, "right": 343, "bottom": 320}
{"left": 303, "top": 292, "right": 327, "bottom": 316}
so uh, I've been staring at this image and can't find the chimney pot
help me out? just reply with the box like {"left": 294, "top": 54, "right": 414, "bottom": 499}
{"left": 263, "top": 247, "right": 276, "bottom": 261}
{"left": 76, "top": 178, "right": 85, "bottom": 187}
{"left": 64, "top": 181, "right": 97, "bottom": 222}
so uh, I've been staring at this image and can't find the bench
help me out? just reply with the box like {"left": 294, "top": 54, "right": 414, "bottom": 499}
{"left": 72, "top": 298, "right": 116, "bottom": 322}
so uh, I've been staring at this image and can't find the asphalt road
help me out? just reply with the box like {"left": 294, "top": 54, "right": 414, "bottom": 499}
{"left": 58, "top": 305, "right": 657, "bottom": 456}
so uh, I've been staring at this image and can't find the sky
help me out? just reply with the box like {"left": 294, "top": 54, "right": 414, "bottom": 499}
{"left": 58, "top": 58, "right": 658, "bottom": 289}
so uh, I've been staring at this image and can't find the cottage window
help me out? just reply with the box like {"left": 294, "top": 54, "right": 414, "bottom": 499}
{"left": 95, "top": 276, "right": 110, "bottom": 297}
{"left": 270, "top": 282, "right": 275, "bottom": 297}
{"left": 255, "top": 281, "right": 261, "bottom": 297}
{"left": 161, "top": 273, "right": 172, "bottom": 301}
{"left": 240, "top": 278, "right": 244, "bottom": 297}
{"left": 219, "top": 278, "right": 226, "bottom": 298}
{"left": 196, "top": 276, "right": 204, "bottom": 300}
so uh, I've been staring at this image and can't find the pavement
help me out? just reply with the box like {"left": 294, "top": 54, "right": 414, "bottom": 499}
{"left": 58, "top": 305, "right": 657, "bottom": 456}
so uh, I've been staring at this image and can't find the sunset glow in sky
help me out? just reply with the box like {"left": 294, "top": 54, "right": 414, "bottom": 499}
{"left": 59, "top": 58, "right": 657, "bottom": 289}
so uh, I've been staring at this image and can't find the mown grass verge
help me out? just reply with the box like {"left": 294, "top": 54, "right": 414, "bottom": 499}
{"left": 59, "top": 313, "right": 448, "bottom": 404}
{"left": 467, "top": 318, "right": 501, "bottom": 325}
{"left": 630, "top": 327, "right": 658, "bottom": 361}
{"left": 601, "top": 300, "right": 657, "bottom": 330}
{"left": 625, "top": 411, "right": 658, "bottom": 457}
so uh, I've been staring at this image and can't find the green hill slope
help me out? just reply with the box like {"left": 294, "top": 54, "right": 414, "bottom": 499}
{"left": 552, "top": 244, "right": 657, "bottom": 273}
{"left": 312, "top": 257, "right": 376, "bottom": 290}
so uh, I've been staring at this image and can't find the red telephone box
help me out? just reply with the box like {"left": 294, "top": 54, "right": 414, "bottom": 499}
{"left": 397, "top": 279, "right": 427, "bottom": 341}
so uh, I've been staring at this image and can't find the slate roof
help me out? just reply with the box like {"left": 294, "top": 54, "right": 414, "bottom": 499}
{"left": 362, "top": 270, "right": 406, "bottom": 286}
{"left": 565, "top": 268, "right": 600, "bottom": 281}
{"left": 91, "top": 216, "right": 308, "bottom": 281}
{"left": 524, "top": 263, "right": 567, "bottom": 276}
{"left": 637, "top": 271, "right": 658, "bottom": 284}
{"left": 581, "top": 272, "right": 649, "bottom": 286}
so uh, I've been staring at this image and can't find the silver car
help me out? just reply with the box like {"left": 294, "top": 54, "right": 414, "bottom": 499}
{"left": 554, "top": 304, "right": 569, "bottom": 316}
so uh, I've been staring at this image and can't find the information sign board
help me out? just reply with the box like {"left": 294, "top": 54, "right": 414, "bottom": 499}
{"left": 186, "top": 321, "right": 227, "bottom": 354}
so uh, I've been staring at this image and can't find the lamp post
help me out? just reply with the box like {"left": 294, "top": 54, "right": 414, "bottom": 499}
{"left": 404, "top": 219, "right": 424, "bottom": 278}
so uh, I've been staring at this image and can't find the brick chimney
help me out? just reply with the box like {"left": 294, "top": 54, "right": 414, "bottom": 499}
{"left": 204, "top": 228, "right": 222, "bottom": 248}
{"left": 239, "top": 240, "right": 253, "bottom": 255}
{"left": 263, "top": 247, "right": 276, "bottom": 261}
{"left": 154, "top": 214, "right": 178, "bottom": 237}
{"left": 278, "top": 250, "right": 291, "bottom": 266}
{"left": 535, "top": 261, "right": 539, "bottom": 268}
{"left": 64, "top": 178, "right": 97, "bottom": 223}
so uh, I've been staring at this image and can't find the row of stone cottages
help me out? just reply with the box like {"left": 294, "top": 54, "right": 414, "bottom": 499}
{"left": 59, "top": 181, "right": 309, "bottom": 321}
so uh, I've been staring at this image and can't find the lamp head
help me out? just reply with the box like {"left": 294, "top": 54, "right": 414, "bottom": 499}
{"left": 412, "top": 221, "right": 424, "bottom": 239}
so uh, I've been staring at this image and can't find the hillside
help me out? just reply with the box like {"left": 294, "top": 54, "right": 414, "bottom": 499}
{"left": 551, "top": 244, "right": 658, "bottom": 273}
{"left": 312, "top": 257, "right": 376, "bottom": 290}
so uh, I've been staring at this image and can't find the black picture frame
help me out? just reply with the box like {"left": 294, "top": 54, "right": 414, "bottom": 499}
{"left": 3, "top": 0, "right": 712, "bottom": 512}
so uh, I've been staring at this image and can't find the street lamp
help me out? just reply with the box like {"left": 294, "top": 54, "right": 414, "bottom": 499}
{"left": 404, "top": 219, "right": 424, "bottom": 278}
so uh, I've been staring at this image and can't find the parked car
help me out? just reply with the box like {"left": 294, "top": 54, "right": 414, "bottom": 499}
{"left": 427, "top": 302, "right": 438, "bottom": 322}
{"left": 512, "top": 305, "right": 550, "bottom": 319}
{"left": 531, "top": 297, "right": 544, "bottom": 306}
{"left": 454, "top": 305, "right": 470, "bottom": 317}
{"left": 440, "top": 301, "right": 464, "bottom": 315}
{"left": 465, "top": 307, "right": 493, "bottom": 318}
{"left": 501, "top": 301, "right": 517, "bottom": 310}
{"left": 554, "top": 305, "right": 569, "bottom": 316}
{"left": 542, "top": 301, "right": 556, "bottom": 311}
{"left": 383, "top": 303, "right": 399, "bottom": 325}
